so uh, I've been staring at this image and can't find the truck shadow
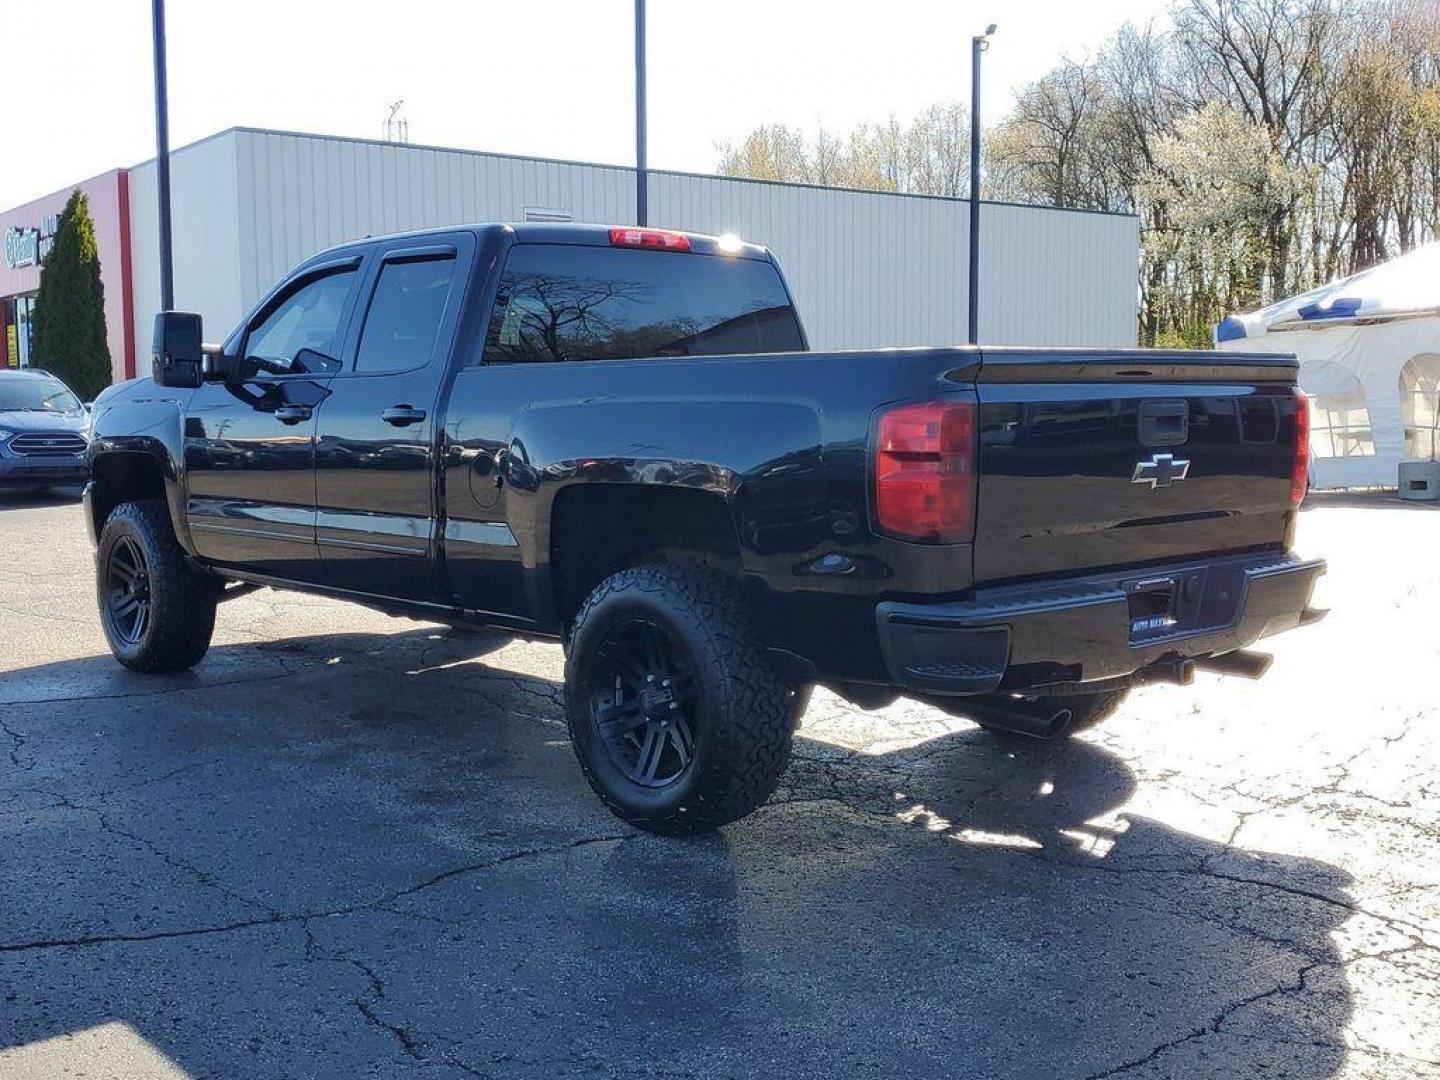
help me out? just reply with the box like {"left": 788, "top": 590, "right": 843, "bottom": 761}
{"left": 0, "top": 629, "right": 1356, "bottom": 1078}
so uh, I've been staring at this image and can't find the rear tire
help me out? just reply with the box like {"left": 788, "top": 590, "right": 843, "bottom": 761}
{"left": 564, "top": 565, "right": 795, "bottom": 835}
{"left": 976, "top": 689, "right": 1129, "bottom": 740}
{"left": 97, "top": 499, "right": 218, "bottom": 673}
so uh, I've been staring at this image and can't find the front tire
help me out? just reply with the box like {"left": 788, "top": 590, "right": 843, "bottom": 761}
{"left": 97, "top": 499, "right": 218, "bottom": 673}
{"left": 564, "top": 566, "right": 795, "bottom": 835}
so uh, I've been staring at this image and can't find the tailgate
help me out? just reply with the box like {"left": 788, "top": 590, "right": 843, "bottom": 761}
{"left": 972, "top": 351, "right": 1300, "bottom": 584}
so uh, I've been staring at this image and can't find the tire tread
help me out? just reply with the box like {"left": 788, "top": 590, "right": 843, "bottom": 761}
{"left": 99, "top": 499, "right": 217, "bottom": 673}
{"left": 565, "top": 565, "right": 794, "bottom": 835}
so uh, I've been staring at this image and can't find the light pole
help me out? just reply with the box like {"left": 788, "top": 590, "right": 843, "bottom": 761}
{"left": 634, "top": 0, "right": 648, "bottom": 226}
{"left": 967, "top": 23, "right": 996, "bottom": 346}
{"left": 151, "top": 0, "right": 174, "bottom": 311}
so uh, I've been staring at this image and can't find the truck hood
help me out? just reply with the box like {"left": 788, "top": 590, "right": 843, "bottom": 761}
{"left": 89, "top": 377, "right": 190, "bottom": 425}
{"left": 93, "top": 376, "right": 152, "bottom": 409}
{"left": 0, "top": 409, "right": 89, "bottom": 433}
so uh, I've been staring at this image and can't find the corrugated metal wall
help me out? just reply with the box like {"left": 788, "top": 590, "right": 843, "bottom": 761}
{"left": 132, "top": 128, "right": 1139, "bottom": 352}
{"left": 128, "top": 132, "right": 244, "bottom": 353}
{"left": 232, "top": 131, "right": 634, "bottom": 316}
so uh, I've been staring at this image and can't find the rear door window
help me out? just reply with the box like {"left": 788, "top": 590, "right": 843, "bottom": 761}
{"left": 482, "top": 244, "right": 803, "bottom": 363}
{"left": 355, "top": 255, "right": 457, "bottom": 373}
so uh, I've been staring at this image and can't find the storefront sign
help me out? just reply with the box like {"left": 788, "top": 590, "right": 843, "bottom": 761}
{"left": 4, "top": 226, "right": 39, "bottom": 269}
{"left": 4, "top": 214, "right": 60, "bottom": 270}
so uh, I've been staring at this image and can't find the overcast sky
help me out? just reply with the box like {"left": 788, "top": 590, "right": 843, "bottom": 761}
{"left": 3, "top": 0, "right": 1170, "bottom": 211}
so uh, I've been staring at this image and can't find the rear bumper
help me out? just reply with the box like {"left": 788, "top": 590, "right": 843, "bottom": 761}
{"left": 876, "top": 551, "right": 1326, "bottom": 695}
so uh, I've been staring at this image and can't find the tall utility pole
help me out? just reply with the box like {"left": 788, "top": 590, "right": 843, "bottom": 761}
{"left": 634, "top": 0, "right": 648, "bottom": 226}
{"left": 967, "top": 23, "right": 996, "bottom": 346}
{"left": 151, "top": 0, "right": 174, "bottom": 311}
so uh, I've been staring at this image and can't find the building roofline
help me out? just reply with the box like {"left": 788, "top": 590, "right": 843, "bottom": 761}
{"left": 123, "top": 124, "right": 1138, "bottom": 222}
{"left": 0, "top": 167, "right": 129, "bottom": 220}
{"left": 124, "top": 126, "right": 240, "bottom": 171}
{"left": 659, "top": 163, "right": 1138, "bottom": 218}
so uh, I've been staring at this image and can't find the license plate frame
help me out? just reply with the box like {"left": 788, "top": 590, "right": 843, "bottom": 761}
{"left": 1127, "top": 577, "right": 1178, "bottom": 639}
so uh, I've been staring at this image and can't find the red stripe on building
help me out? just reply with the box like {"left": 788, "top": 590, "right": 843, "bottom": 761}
{"left": 117, "top": 169, "right": 136, "bottom": 379}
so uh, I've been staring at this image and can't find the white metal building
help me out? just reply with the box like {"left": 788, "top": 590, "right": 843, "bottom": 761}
{"left": 123, "top": 127, "right": 1138, "bottom": 357}
{"left": 3, "top": 126, "right": 1139, "bottom": 381}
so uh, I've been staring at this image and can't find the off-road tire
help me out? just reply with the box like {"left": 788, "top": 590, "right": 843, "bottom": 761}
{"left": 976, "top": 689, "right": 1129, "bottom": 741}
{"left": 565, "top": 565, "right": 795, "bottom": 835}
{"left": 97, "top": 499, "right": 218, "bottom": 673}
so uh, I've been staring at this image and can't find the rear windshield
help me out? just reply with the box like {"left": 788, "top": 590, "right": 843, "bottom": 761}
{"left": 0, "top": 375, "right": 82, "bottom": 413}
{"left": 482, "top": 243, "right": 804, "bottom": 364}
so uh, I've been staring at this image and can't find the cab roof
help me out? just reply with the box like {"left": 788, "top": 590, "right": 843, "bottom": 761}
{"left": 321, "top": 222, "right": 774, "bottom": 262}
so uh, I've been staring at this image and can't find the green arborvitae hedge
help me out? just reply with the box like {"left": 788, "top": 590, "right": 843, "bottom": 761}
{"left": 32, "top": 189, "right": 112, "bottom": 400}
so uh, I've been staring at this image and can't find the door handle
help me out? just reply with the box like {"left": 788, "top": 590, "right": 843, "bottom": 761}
{"left": 382, "top": 406, "right": 427, "bottom": 427}
{"left": 1138, "top": 400, "right": 1189, "bottom": 446}
{"left": 274, "top": 405, "right": 312, "bottom": 425}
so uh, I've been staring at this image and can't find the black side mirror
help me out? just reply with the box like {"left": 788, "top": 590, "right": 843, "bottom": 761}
{"left": 152, "top": 312, "right": 204, "bottom": 388}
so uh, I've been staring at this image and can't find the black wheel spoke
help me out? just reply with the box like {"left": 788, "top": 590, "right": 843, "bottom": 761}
{"left": 585, "top": 617, "right": 701, "bottom": 790}
{"left": 595, "top": 698, "right": 638, "bottom": 724}
{"left": 599, "top": 646, "right": 649, "bottom": 690}
{"left": 596, "top": 698, "right": 647, "bottom": 732}
{"left": 112, "top": 543, "right": 138, "bottom": 576}
{"left": 630, "top": 725, "right": 660, "bottom": 784}
{"left": 668, "top": 721, "right": 692, "bottom": 768}
{"left": 105, "top": 537, "right": 152, "bottom": 646}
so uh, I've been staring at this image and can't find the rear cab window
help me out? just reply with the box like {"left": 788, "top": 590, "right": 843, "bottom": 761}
{"left": 482, "top": 244, "right": 804, "bottom": 363}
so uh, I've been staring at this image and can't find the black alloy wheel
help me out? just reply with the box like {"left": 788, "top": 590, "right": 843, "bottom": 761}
{"left": 104, "top": 535, "right": 152, "bottom": 645}
{"left": 586, "top": 619, "right": 698, "bottom": 789}
{"left": 95, "top": 499, "right": 218, "bottom": 673}
{"left": 564, "top": 565, "right": 798, "bottom": 834}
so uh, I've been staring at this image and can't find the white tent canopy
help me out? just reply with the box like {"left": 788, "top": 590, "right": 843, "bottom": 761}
{"left": 1215, "top": 242, "right": 1440, "bottom": 490}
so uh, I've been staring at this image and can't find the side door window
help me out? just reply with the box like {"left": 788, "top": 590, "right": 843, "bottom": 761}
{"left": 244, "top": 266, "right": 358, "bottom": 375}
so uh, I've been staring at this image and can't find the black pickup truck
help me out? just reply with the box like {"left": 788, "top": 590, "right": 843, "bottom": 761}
{"left": 86, "top": 223, "right": 1324, "bottom": 833}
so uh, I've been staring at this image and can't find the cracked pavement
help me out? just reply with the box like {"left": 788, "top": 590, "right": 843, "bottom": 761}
{"left": 1, "top": 490, "right": 1437, "bottom": 1079}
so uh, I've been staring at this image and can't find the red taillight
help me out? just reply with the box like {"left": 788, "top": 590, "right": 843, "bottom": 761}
{"left": 873, "top": 398, "right": 978, "bottom": 543}
{"left": 1291, "top": 389, "right": 1310, "bottom": 506}
{"left": 608, "top": 227, "right": 691, "bottom": 252}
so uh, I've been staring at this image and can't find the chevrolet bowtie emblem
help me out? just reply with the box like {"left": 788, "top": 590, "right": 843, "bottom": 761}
{"left": 1131, "top": 453, "right": 1190, "bottom": 488}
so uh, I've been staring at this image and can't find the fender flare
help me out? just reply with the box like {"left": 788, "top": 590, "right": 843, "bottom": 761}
{"left": 88, "top": 397, "right": 193, "bottom": 556}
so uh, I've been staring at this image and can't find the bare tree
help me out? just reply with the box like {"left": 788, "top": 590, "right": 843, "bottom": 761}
{"left": 717, "top": 0, "right": 1440, "bottom": 345}
{"left": 990, "top": 59, "right": 1109, "bottom": 208}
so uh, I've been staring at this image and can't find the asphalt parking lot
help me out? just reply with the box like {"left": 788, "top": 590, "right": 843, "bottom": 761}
{"left": 1, "top": 491, "right": 1437, "bottom": 1079}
